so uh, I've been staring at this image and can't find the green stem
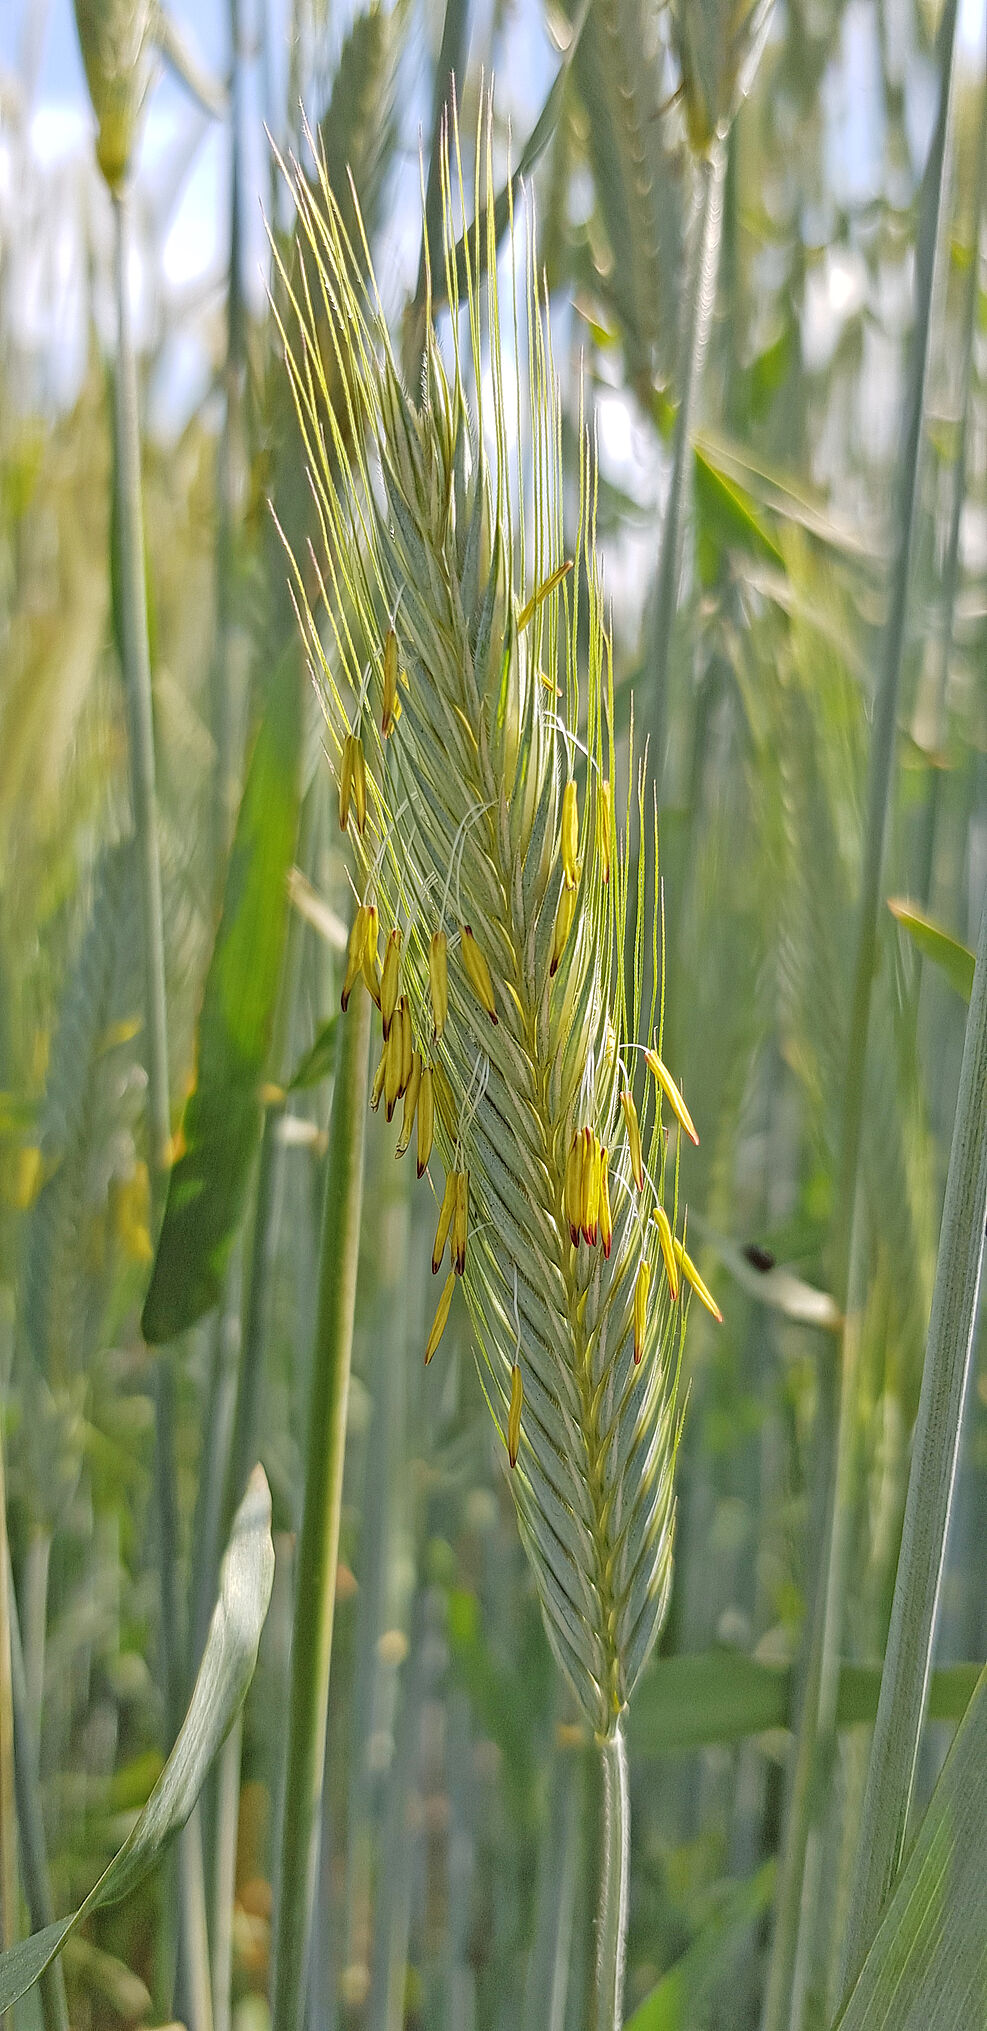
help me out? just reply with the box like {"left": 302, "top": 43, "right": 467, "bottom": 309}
{"left": 595, "top": 1726, "right": 629, "bottom": 2031}
{"left": 839, "top": 880, "right": 987, "bottom": 1991}
{"left": 112, "top": 184, "right": 213, "bottom": 2031}
{"left": 269, "top": 985, "right": 371, "bottom": 2031}
{"left": 111, "top": 188, "right": 171, "bottom": 1193}
{"left": 647, "top": 142, "right": 725, "bottom": 786}
{"left": 760, "top": 2, "right": 959, "bottom": 2021}
{"left": 912, "top": 56, "right": 987, "bottom": 925}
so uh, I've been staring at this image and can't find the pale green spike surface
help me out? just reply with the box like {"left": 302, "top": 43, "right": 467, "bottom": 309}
{"left": 277, "top": 111, "right": 696, "bottom": 1736}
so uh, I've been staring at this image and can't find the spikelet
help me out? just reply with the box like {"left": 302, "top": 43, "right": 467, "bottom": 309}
{"left": 277, "top": 107, "right": 698, "bottom": 1736}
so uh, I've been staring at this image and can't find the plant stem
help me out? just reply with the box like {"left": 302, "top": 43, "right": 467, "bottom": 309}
{"left": 595, "top": 1726, "right": 630, "bottom": 2031}
{"left": 759, "top": 3, "right": 959, "bottom": 2021}
{"left": 112, "top": 183, "right": 213, "bottom": 2031}
{"left": 839, "top": 879, "right": 987, "bottom": 1991}
{"left": 111, "top": 188, "right": 170, "bottom": 1193}
{"left": 269, "top": 985, "right": 371, "bottom": 2031}
{"left": 647, "top": 141, "right": 725, "bottom": 787}
{"left": 912, "top": 54, "right": 987, "bottom": 925}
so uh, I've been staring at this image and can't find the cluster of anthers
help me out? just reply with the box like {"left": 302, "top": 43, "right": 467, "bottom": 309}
{"left": 277, "top": 107, "right": 720, "bottom": 1733}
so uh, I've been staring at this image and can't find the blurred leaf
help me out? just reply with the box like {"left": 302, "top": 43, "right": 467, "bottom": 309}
{"left": 142, "top": 663, "right": 302, "bottom": 1342}
{"left": 888, "top": 899, "right": 974, "bottom": 1001}
{"left": 0, "top": 1468, "right": 275, "bottom": 2015}
{"left": 691, "top": 1219, "right": 841, "bottom": 1330}
{"left": 629, "top": 1653, "right": 981, "bottom": 1755}
{"left": 833, "top": 1665, "right": 987, "bottom": 2029}
{"left": 285, "top": 1016, "right": 340, "bottom": 1093}
{"left": 694, "top": 447, "right": 784, "bottom": 581}
{"left": 625, "top": 1861, "right": 776, "bottom": 2028}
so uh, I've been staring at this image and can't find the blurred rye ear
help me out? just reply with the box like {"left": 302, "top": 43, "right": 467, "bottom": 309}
{"left": 274, "top": 102, "right": 713, "bottom": 2024}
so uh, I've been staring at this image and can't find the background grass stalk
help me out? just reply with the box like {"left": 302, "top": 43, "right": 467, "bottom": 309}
{"left": 838, "top": 878, "right": 987, "bottom": 1990}
{"left": 647, "top": 141, "right": 725, "bottom": 784}
{"left": 759, "top": 0, "right": 959, "bottom": 2018}
{"left": 595, "top": 1725, "right": 630, "bottom": 2031}
{"left": 269, "top": 983, "right": 371, "bottom": 2031}
{"left": 112, "top": 182, "right": 213, "bottom": 2031}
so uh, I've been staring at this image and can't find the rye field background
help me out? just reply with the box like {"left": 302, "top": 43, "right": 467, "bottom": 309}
{"left": 1, "top": 0, "right": 986, "bottom": 2026}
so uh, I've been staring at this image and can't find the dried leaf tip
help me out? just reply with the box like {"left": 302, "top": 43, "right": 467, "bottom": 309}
{"left": 425, "top": 1269, "right": 456, "bottom": 1364}
{"left": 507, "top": 1362, "right": 523, "bottom": 1467}
{"left": 460, "top": 925, "right": 498, "bottom": 1022}
{"left": 672, "top": 1238, "right": 722, "bottom": 1322}
{"left": 645, "top": 1051, "right": 699, "bottom": 1146}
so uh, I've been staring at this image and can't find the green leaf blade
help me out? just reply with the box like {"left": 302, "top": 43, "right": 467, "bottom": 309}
{"left": 0, "top": 1466, "right": 275, "bottom": 2016}
{"left": 142, "top": 665, "right": 302, "bottom": 1342}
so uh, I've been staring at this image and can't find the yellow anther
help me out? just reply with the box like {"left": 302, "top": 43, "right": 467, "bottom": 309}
{"left": 581, "top": 1130, "right": 601, "bottom": 1246}
{"left": 417, "top": 1065, "right": 434, "bottom": 1177}
{"left": 561, "top": 779, "right": 580, "bottom": 888}
{"left": 382, "top": 627, "right": 399, "bottom": 736}
{"left": 621, "top": 1088, "right": 644, "bottom": 1191}
{"left": 460, "top": 925, "right": 498, "bottom": 1023}
{"left": 432, "top": 1170, "right": 457, "bottom": 1274}
{"left": 634, "top": 1258, "right": 651, "bottom": 1366}
{"left": 599, "top": 1147, "right": 613, "bottom": 1259}
{"left": 673, "top": 1238, "right": 722, "bottom": 1322}
{"left": 339, "top": 733, "right": 366, "bottom": 835}
{"left": 370, "top": 1038, "right": 387, "bottom": 1113}
{"left": 362, "top": 904, "right": 381, "bottom": 1007}
{"left": 380, "top": 928, "right": 401, "bottom": 1039}
{"left": 507, "top": 1363, "right": 523, "bottom": 1468}
{"left": 425, "top": 1269, "right": 456, "bottom": 1364}
{"left": 341, "top": 906, "right": 370, "bottom": 1012}
{"left": 452, "top": 1169, "right": 469, "bottom": 1275}
{"left": 384, "top": 1018, "right": 403, "bottom": 1121}
{"left": 429, "top": 929, "right": 449, "bottom": 1036}
{"left": 517, "top": 558, "right": 572, "bottom": 631}
{"left": 564, "top": 1132, "right": 584, "bottom": 1245}
{"left": 396, "top": 1053, "right": 421, "bottom": 1157}
{"left": 652, "top": 1205, "right": 679, "bottom": 1299}
{"left": 598, "top": 779, "right": 612, "bottom": 884}
{"left": 550, "top": 881, "right": 577, "bottom": 978}
{"left": 399, "top": 995, "right": 413, "bottom": 1094}
{"left": 644, "top": 1050, "right": 699, "bottom": 1146}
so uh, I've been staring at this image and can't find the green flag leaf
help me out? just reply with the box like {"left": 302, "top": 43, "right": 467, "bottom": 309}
{"left": 142, "top": 663, "right": 302, "bottom": 1341}
{"left": 0, "top": 1467, "right": 275, "bottom": 2016}
{"left": 888, "top": 898, "right": 975, "bottom": 1002}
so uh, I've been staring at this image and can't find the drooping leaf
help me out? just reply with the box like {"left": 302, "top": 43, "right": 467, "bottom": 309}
{"left": 694, "top": 447, "right": 785, "bottom": 581}
{"left": 142, "top": 663, "right": 302, "bottom": 1342}
{"left": 833, "top": 1665, "right": 987, "bottom": 2029}
{"left": 0, "top": 1468, "right": 275, "bottom": 2015}
{"left": 888, "top": 898, "right": 974, "bottom": 1002}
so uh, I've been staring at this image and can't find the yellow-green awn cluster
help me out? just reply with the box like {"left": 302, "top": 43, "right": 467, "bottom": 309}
{"left": 276, "top": 114, "right": 719, "bottom": 1738}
